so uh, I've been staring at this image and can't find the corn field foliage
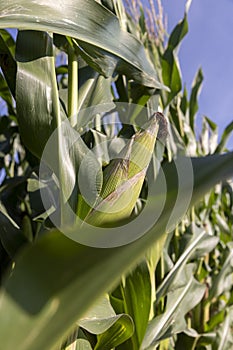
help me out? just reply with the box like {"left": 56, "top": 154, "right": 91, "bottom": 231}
{"left": 0, "top": 0, "right": 233, "bottom": 349}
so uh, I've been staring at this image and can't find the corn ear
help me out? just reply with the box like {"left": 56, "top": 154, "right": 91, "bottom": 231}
{"left": 80, "top": 112, "right": 167, "bottom": 226}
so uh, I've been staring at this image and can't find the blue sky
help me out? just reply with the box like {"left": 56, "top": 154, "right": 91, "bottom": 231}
{"left": 161, "top": 0, "right": 233, "bottom": 148}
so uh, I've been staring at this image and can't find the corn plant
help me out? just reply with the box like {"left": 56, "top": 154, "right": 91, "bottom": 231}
{"left": 0, "top": 1, "right": 233, "bottom": 349}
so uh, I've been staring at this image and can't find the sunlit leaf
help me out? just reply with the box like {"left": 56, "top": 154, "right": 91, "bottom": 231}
{"left": 0, "top": 0, "right": 166, "bottom": 89}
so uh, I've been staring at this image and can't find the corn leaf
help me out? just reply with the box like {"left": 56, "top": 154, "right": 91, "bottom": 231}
{"left": 75, "top": 339, "right": 92, "bottom": 350}
{"left": 156, "top": 228, "right": 209, "bottom": 300}
{"left": 111, "top": 261, "right": 152, "bottom": 350}
{"left": 0, "top": 0, "right": 165, "bottom": 89}
{"left": 0, "top": 29, "right": 16, "bottom": 97}
{"left": 213, "top": 307, "right": 233, "bottom": 350}
{"left": 215, "top": 120, "right": 233, "bottom": 153}
{"left": 16, "top": 30, "right": 57, "bottom": 158}
{"left": 0, "top": 151, "right": 233, "bottom": 349}
{"left": 189, "top": 68, "right": 203, "bottom": 131}
{"left": 141, "top": 265, "right": 205, "bottom": 348}
{"left": 15, "top": 30, "right": 102, "bottom": 221}
{"left": 78, "top": 296, "right": 134, "bottom": 349}
{"left": 161, "top": 15, "right": 188, "bottom": 105}
{"left": 94, "top": 314, "right": 134, "bottom": 350}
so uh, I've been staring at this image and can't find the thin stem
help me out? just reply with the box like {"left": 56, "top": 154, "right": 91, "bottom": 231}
{"left": 68, "top": 45, "right": 78, "bottom": 127}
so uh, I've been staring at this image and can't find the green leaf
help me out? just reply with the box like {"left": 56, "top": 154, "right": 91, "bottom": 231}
{"left": 76, "top": 339, "right": 93, "bottom": 350}
{"left": 0, "top": 29, "right": 16, "bottom": 97}
{"left": 167, "top": 15, "right": 189, "bottom": 51}
{"left": 200, "top": 116, "right": 218, "bottom": 154}
{"left": 141, "top": 265, "right": 205, "bottom": 348}
{"left": 15, "top": 30, "right": 58, "bottom": 158}
{"left": 205, "top": 309, "right": 225, "bottom": 332}
{"left": 161, "top": 54, "right": 182, "bottom": 105}
{"left": 176, "top": 331, "right": 216, "bottom": 349}
{"left": 76, "top": 65, "right": 114, "bottom": 128}
{"left": 189, "top": 68, "right": 203, "bottom": 131}
{"left": 78, "top": 296, "right": 134, "bottom": 350}
{"left": 156, "top": 227, "right": 218, "bottom": 300}
{"left": 215, "top": 120, "right": 233, "bottom": 153}
{"left": 111, "top": 262, "right": 151, "bottom": 350}
{"left": 94, "top": 314, "right": 134, "bottom": 350}
{"left": 190, "top": 152, "right": 233, "bottom": 204}
{"left": 204, "top": 116, "right": 217, "bottom": 132}
{"left": 16, "top": 30, "right": 102, "bottom": 222}
{"left": 0, "top": 0, "right": 165, "bottom": 89}
{"left": 0, "top": 203, "right": 27, "bottom": 258}
{"left": 72, "top": 39, "right": 117, "bottom": 79}
{"left": 0, "top": 72, "right": 14, "bottom": 115}
{"left": 213, "top": 307, "right": 233, "bottom": 350}
{"left": 0, "top": 152, "right": 233, "bottom": 349}
{"left": 0, "top": 176, "right": 28, "bottom": 229}
{"left": 208, "top": 242, "right": 233, "bottom": 300}
{"left": 161, "top": 15, "right": 188, "bottom": 105}
{"left": 188, "top": 230, "right": 219, "bottom": 260}
{"left": 27, "top": 173, "right": 53, "bottom": 221}
{"left": 180, "top": 86, "right": 188, "bottom": 115}
{"left": 214, "top": 212, "right": 231, "bottom": 234}
{"left": 16, "top": 30, "right": 77, "bottom": 215}
{"left": 79, "top": 295, "right": 120, "bottom": 333}
{"left": 58, "top": 71, "right": 114, "bottom": 130}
